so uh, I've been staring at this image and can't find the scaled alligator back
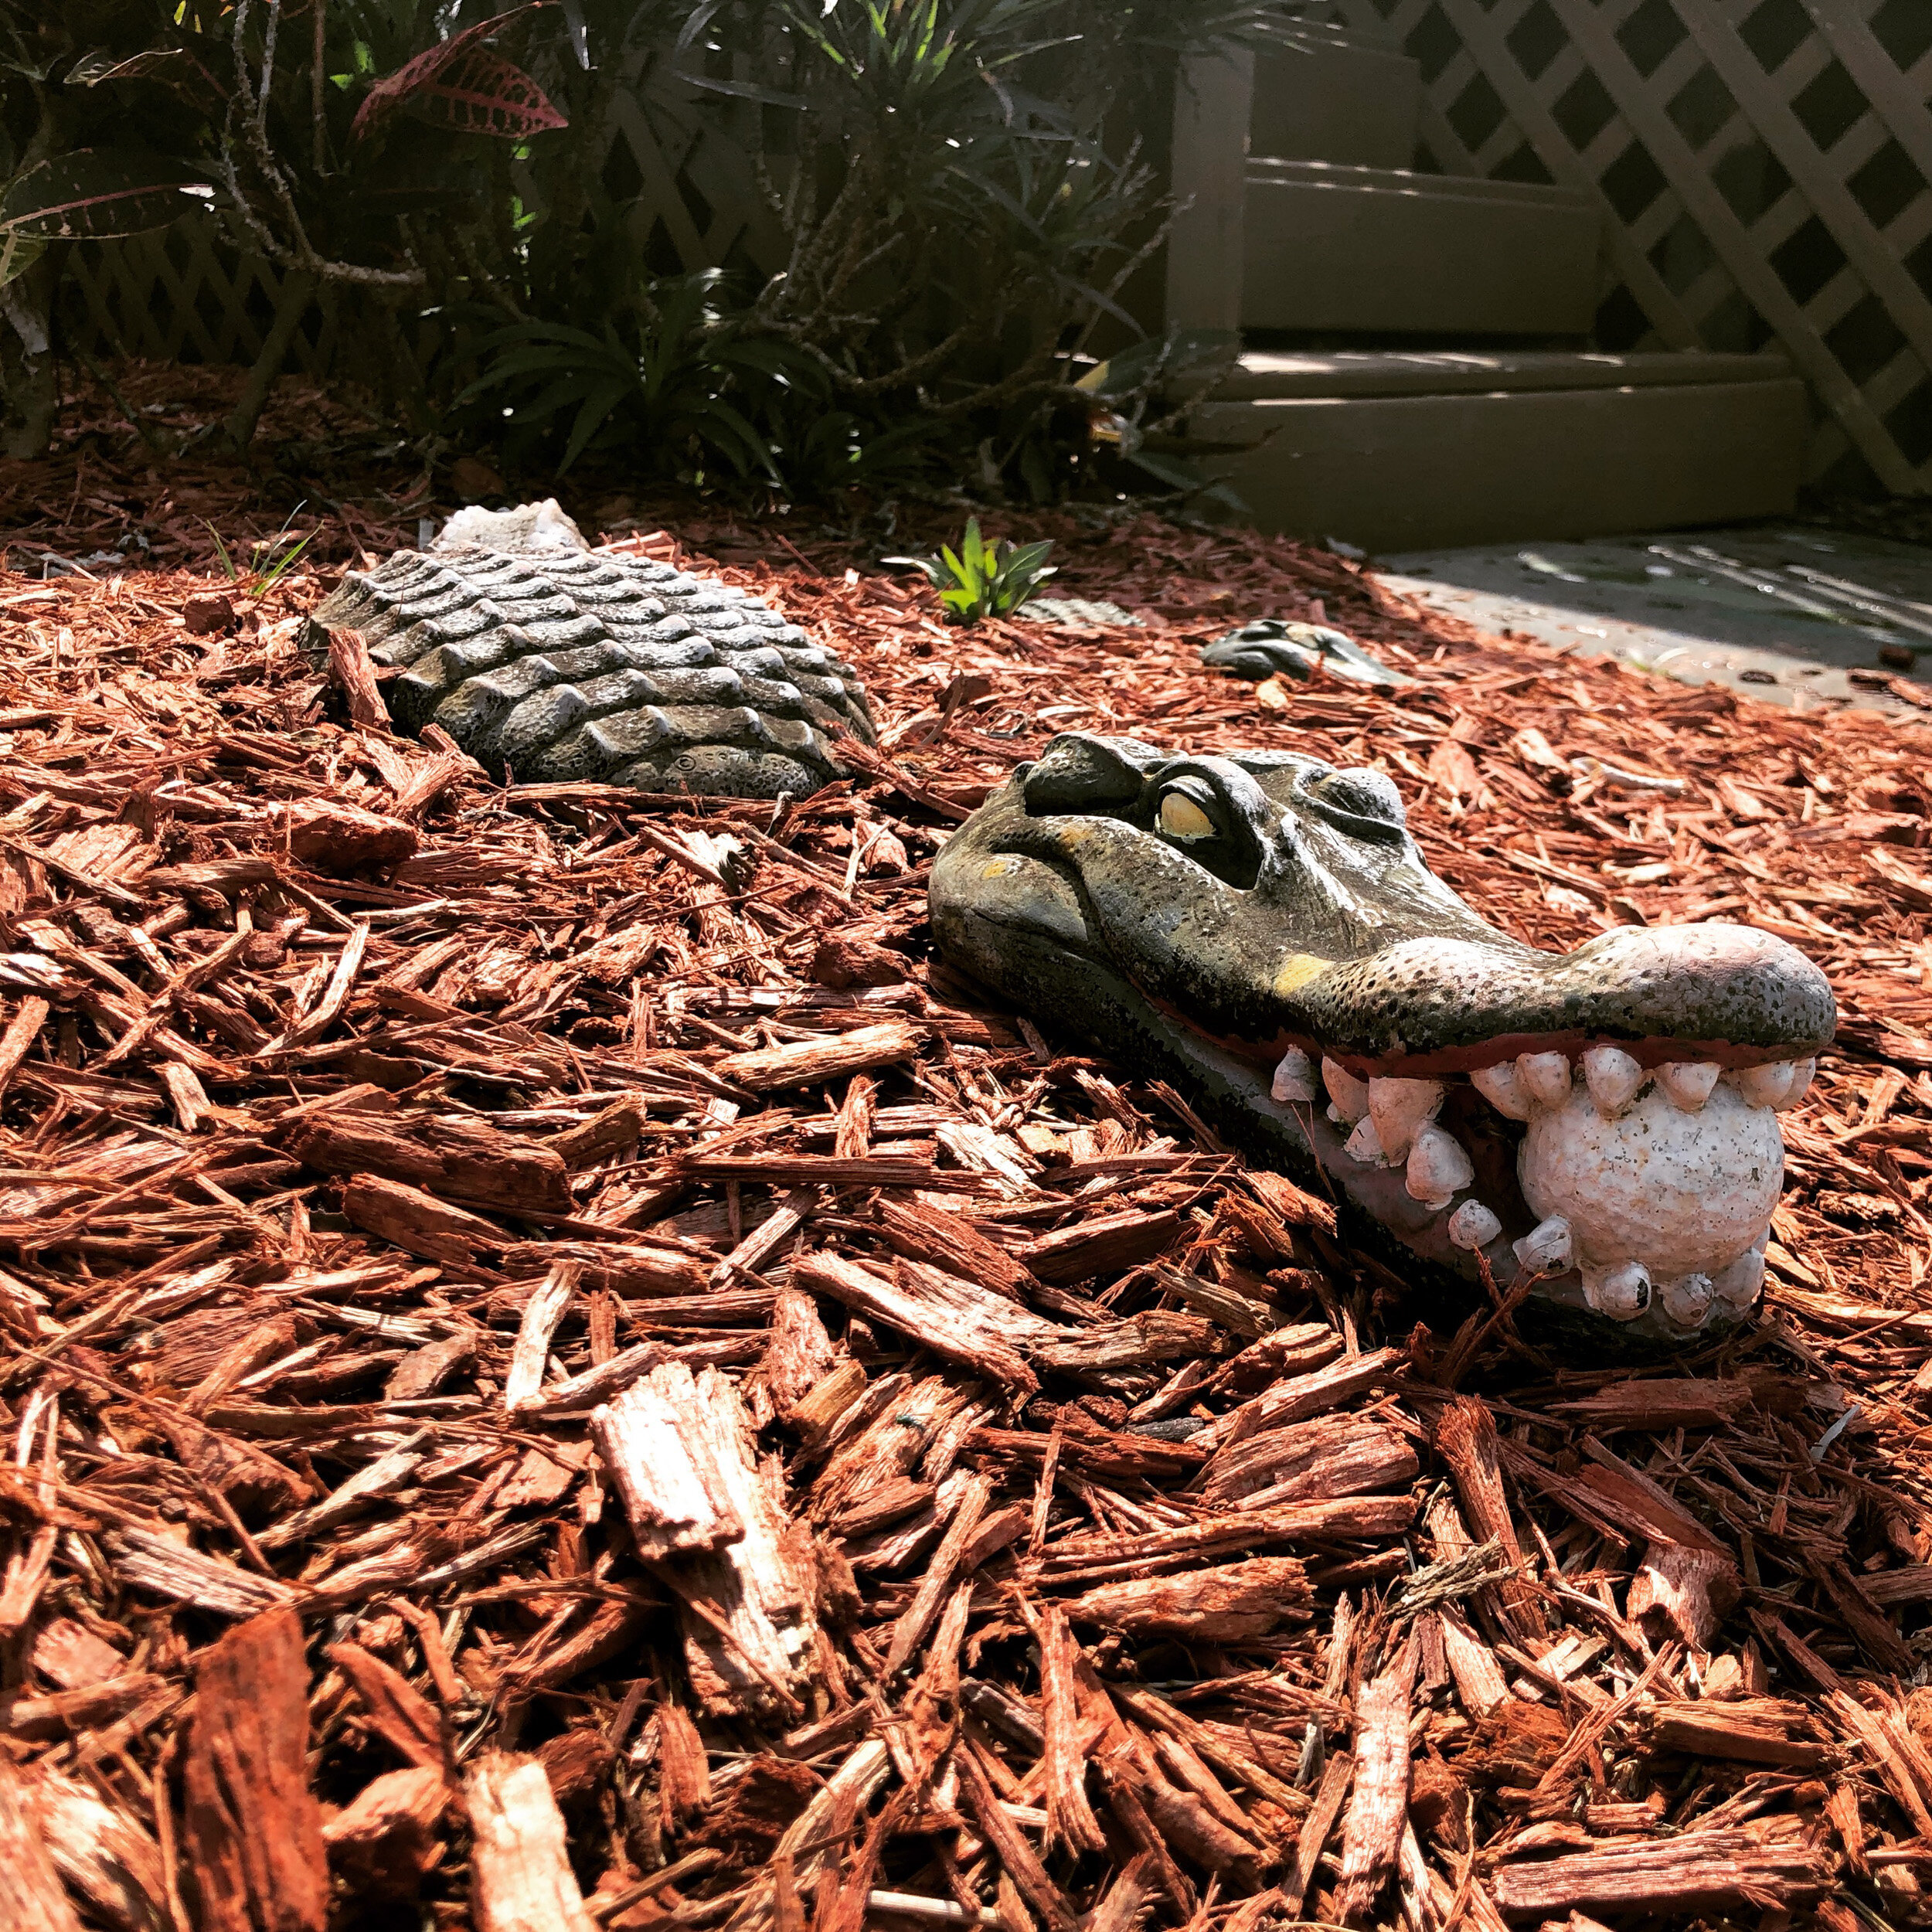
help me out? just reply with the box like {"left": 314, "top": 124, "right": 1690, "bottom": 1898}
{"left": 305, "top": 500, "right": 876, "bottom": 797}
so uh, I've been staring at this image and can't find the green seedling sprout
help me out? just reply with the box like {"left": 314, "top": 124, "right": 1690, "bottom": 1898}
{"left": 886, "top": 517, "right": 1056, "bottom": 624}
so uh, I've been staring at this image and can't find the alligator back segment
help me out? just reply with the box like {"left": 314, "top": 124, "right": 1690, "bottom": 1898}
{"left": 305, "top": 527, "right": 876, "bottom": 798}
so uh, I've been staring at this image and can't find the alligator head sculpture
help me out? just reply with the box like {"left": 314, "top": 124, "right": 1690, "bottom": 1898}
{"left": 930, "top": 732, "right": 1835, "bottom": 1348}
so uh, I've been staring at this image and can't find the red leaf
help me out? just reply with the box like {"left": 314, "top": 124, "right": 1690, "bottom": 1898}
{"left": 352, "top": 3, "right": 568, "bottom": 144}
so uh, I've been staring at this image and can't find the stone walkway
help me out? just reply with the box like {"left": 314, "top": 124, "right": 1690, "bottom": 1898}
{"left": 1378, "top": 524, "right": 1932, "bottom": 714}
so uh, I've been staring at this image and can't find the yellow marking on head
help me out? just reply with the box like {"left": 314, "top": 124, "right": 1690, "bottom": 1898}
{"left": 979, "top": 856, "right": 1023, "bottom": 880}
{"left": 1273, "top": 952, "right": 1332, "bottom": 997}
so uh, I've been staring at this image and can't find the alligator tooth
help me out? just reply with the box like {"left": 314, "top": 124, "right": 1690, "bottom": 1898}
{"left": 1271, "top": 1047, "right": 1318, "bottom": 1104}
{"left": 1369, "top": 1076, "right": 1445, "bottom": 1162}
{"left": 1515, "top": 1051, "right": 1572, "bottom": 1110}
{"left": 1470, "top": 1061, "right": 1532, "bottom": 1121}
{"left": 1583, "top": 1260, "right": 1651, "bottom": 1321}
{"left": 1709, "top": 1246, "right": 1766, "bottom": 1311}
{"left": 1732, "top": 1061, "right": 1797, "bottom": 1110}
{"left": 1780, "top": 1057, "right": 1816, "bottom": 1110}
{"left": 1659, "top": 1272, "right": 1713, "bottom": 1328}
{"left": 1658, "top": 1060, "right": 1721, "bottom": 1111}
{"left": 1323, "top": 1057, "right": 1369, "bottom": 1125}
{"left": 1344, "top": 1114, "right": 1388, "bottom": 1166}
{"left": 1513, "top": 1214, "right": 1572, "bottom": 1274}
{"left": 1447, "top": 1199, "right": 1502, "bottom": 1250}
{"left": 1581, "top": 1044, "right": 1645, "bottom": 1117}
{"left": 1405, "top": 1123, "right": 1473, "bottom": 1208}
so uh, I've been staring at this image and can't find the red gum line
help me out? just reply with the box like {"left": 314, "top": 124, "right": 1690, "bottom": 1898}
{"left": 1213, "top": 1029, "right": 1818, "bottom": 1083}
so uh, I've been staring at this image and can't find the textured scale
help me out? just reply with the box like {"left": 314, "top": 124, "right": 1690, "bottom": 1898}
{"left": 305, "top": 533, "right": 878, "bottom": 798}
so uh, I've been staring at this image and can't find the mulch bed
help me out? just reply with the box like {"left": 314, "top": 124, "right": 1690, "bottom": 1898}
{"left": 3, "top": 371, "right": 1932, "bottom": 1930}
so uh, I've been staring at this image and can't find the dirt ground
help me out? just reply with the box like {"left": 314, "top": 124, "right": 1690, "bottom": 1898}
{"left": 3, "top": 367, "right": 1932, "bottom": 1930}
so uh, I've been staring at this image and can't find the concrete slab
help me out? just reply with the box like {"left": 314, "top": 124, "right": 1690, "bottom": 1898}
{"left": 1376, "top": 526, "right": 1932, "bottom": 717}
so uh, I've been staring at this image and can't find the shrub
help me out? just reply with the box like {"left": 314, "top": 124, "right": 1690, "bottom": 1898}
{"left": 0, "top": 0, "right": 1307, "bottom": 488}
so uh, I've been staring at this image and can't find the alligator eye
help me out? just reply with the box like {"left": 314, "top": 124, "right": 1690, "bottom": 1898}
{"left": 1159, "top": 791, "right": 1217, "bottom": 838}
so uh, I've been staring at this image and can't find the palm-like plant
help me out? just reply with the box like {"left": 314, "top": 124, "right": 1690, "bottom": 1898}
{"left": 0, "top": 0, "right": 1322, "bottom": 485}
{"left": 458, "top": 270, "right": 812, "bottom": 479}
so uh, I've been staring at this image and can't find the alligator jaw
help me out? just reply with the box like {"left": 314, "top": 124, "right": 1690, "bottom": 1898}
{"left": 1290, "top": 1039, "right": 1807, "bottom": 1335}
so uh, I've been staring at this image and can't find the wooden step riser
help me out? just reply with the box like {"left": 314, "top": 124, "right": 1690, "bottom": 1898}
{"left": 1193, "top": 379, "right": 1808, "bottom": 553}
{"left": 1250, "top": 38, "right": 1422, "bottom": 171}
{"left": 1243, "top": 165, "right": 1603, "bottom": 338}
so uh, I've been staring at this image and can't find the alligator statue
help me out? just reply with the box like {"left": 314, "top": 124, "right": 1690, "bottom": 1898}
{"left": 930, "top": 731, "right": 1834, "bottom": 1348}
{"left": 313, "top": 507, "right": 1831, "bottom": 1346}
{"left": 305, "top": 499, "right": 877, "bottom": 796}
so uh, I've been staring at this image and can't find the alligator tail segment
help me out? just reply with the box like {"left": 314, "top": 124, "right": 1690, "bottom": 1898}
{"left": 304, "top": 505, "right": 876, "bottom": 798}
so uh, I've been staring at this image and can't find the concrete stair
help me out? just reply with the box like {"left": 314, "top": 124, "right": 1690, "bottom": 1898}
{"left": 1192, "top": 352, "right": 1807, "bottom": 553}
{"left": 1175, "top": 26, "right": 1809, "bottom": 550}
{"left": 1248, "top": 22, "right": 1418, "bottom": 170}
{"left": 1243, "top": 162, "right": 1600, "bottom": 338}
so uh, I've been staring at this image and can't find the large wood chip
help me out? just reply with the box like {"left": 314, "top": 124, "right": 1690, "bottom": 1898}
{"left": 713, "top": 1019, "right": 921, "bottom": 1091}
{"left": 327, "top": 1641, "right": 447, "bottom": 1769}
{"left": 182, "top": 1607, "right": 329, "bottom": 1932}
{"left": 593, "top": 1359, "right": 747, "bottom": 1560}
{"left": 1492, "top": 1828, "right": 1831, "bottom": 1917}
{"left": 464, "top": 1753, "right": 597, "bottom": 1932}
{"left": 628, "top": 1366, "right": 823, "bottom": 1717}
{"left": 1435, "top": 1396, "right": 1546, "bottom": 1640}
{"left": 793, "top": 1248, "right": 1039, "bottom": 1391}
{"left": 321, "top": 1764, "right": 447, "bottom": 1903}
{"left": 284, "top": 1107, "right": 570, "bottom": 1214}
{"left": 1063, "top": 1554, "right": 1313, "bottom": 1641}
{"left": 1019, "top": 1206, "right": 1185, "bottom": 1284}
{"left": 0, "top": 1758, "right": 85, "bottom": 1932}
{"left": 1335, "top": 1641, "right": 1415, "bottom": 1922}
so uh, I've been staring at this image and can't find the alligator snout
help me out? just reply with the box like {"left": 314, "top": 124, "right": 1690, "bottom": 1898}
{"left": 930, "top": 731, "right": 1836, "bottom": 1349}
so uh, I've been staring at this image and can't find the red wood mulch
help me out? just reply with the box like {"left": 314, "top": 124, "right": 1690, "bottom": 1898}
{"left": 0, "top": 367, "right": 1930, "bottom": 1930}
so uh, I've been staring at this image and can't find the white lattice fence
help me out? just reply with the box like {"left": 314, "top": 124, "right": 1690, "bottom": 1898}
{"left": 1338, "top": 0, "right": 1932, "bottom": 493}
{"left": 62, "top": 60, "right": 786, "bottom": 383}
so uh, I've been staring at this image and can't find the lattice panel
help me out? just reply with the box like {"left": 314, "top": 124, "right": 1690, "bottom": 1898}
{"left": 1341, "top": 0, "right": 1932, "bottom": 495}
{"left": 62, "top": 55, "right": 784, "bottom": 383}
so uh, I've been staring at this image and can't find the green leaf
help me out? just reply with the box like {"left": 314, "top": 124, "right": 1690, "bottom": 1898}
{"left": 0, "top": 150, "right": 215, "bottom": 240}
{"left": 557, "top": 379, "right": 631, "bottom": 473}
{"left": 675, "top": 70, "right": 813, "bottom": 109}
{"left": 0, "top": 230, "right": 45, "bottom": 287}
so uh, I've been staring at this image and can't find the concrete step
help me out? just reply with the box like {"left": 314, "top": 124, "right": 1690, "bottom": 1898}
{"left": 1250, "top": 25, "right": 1420, "bottom": 171}
{"left": 1243, "top": 161, "right": 1600, "bottom": 338}
{"left": 1189, "top": 351, "right": 1808, "bottom": 553}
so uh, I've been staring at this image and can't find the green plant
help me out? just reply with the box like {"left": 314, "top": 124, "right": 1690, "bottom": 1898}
{"left": 0, "top": 0, "right": 573, "bottom": 453}
{"left": 201, "top": 505, "right": 314, "bottom": 595}
{"left": 1077, "top": 323, "right": 1247, "bottom": 505}
{"left": 454, "top": 270, "right": 813, "bottom": 481}
{"left": 886, "top": 517, "right": 1056, "bottom": 623}
{"left": 0, "top": 0, "right": 1323, "bottom": 490}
